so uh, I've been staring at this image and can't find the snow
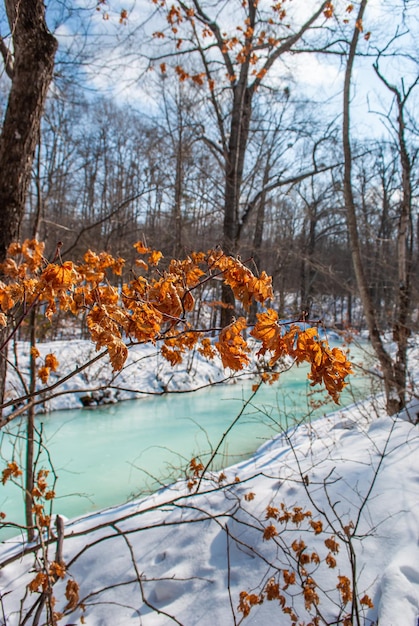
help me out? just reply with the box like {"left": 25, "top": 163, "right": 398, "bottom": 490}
{"left": 4, "top": 339, "right": 242, "bottom": 414}
{"left": 0, "top": 338, "right": 418, "bottom": 625}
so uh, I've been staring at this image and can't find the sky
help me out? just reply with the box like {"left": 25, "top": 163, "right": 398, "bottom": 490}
{"left": 52, "top": 0, "right": 418, "bottom": 142}
{"left": 1, "top": 0, "right": 417, "bottom": 149}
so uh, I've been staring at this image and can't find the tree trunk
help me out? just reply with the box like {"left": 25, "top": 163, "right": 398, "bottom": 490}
{"left": 220, "top": 85, "right": 253, "bottom": 327}
{"left": 0, "top": 0, "right": 57, "bottom": 258}
{"left": 248, "top": 160, "right": 270, "bottom": 325}
{"left": 342, "top": 0, "right": 402, "bottom": 415}
{"left": 25, "top": 309, "right": 37, "bottom": 541}
{"left": 373, "top": 69, "right": 415, "bottom": 411}
{"left": 172, "top": 125, "right": 184, "bottom": 258}
{"left": 0, "top": 0, "right": 57, "bottom": 409}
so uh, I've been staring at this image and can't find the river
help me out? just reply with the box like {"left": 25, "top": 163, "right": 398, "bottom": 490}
{"left": 0, "top": 350, "right": 372, "bottom": 541}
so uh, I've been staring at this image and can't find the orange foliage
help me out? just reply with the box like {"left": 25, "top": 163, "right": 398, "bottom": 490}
{"left": 324, "top": 536, "right": 340, "bottom": 554}
{"left": 64, "top": 580, "right": 80, "bottom": 611}
{"left": 197, "top": 337, "right": 216, "bottom": 360}
{"left": 303, "top": 577, "right": 319, "bottom": 611}
{"left": 187, "top": 457, "right": 204, "bottom": 491}
{"left": 337, "top": 575, "right": 353, "bottom": 604}
{"left": 31, "top": 346, "right": 40, "bottom": 359}
{"left": 283, "top": 569, "right": 296, "bottom": 588}
{"left": 360, "top": 594, "right": 374, "bottom": 608}
{"left": 252, "top": 312, "right": 352, "bottom": 403}
{"left": 0, "top": 240, "right": 352, "bottom": 403}
{"left": 263, "top": 523, "right": 278, "bottom": 540}
{"left": 265, "top": 505, "right": 280, "bottom": 520}
{"left": 324, "top": 1, "right": 334, "bottom": 18}
{"left": 310, "top": 519, "right": 323, "bottom": 535}
{"left": 49, "top": 561, "right": 66, "bottom": 580}
{"left": 238, "top": 591, "right": 262, "bottom": 617}
{"left": 37, "top": 348, "right": 59, "bottom": 385}
{"left": 291, "top": 538, "right": 306, "bottom": 557}
{"left": 264, "top": 578, "right": 281, "bottom": 601}
{"left": 240, "top": 498, "right": 370, "bottom": 623}
{"left": 326, "top": 552, "right": 337, "bottom": 569}
{"left": 1, "top": 461, "right": 22, "bottom": 485}
{"left": 28, "top": 572, "right": 49, "bottom": 593}
{"left": 215, "top": 317, "right": 250, "bottom": 371}
{"left": 291, "top": 506, "right": 311, "bottom": 526}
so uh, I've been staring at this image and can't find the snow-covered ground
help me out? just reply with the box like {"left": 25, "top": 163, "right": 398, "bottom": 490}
{"left": 0, "top": 337, "right": 418, "bottom": 625}
{"left": 4, "top": 338, "right": 236, "bottom": 414}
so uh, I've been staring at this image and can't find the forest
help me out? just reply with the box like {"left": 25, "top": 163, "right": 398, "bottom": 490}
{"left": 0, "top": 1, "right": 418, "bottom": 625}
{"left": 1, "top": 0, "right": 418, "bottom": 410}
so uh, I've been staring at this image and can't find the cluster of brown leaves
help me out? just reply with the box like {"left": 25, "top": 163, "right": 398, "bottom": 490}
{"left": 29, "top": 567, "right": 82, "bottom": 622}
{"left": 238, "top": 590, "right": 263, "bottom": 617}
{"left": 95, "top": 0, "right": 128, "bottom": 24}
{"left": 24, "top": 463, "right": 83, "bottom": 622}
{"left": 149, "top": 0, "right": 371, "bottom": 93}
{"left": 1, "top": 461, "right": 22, "bottom": 485}
{"left": 33, "top": 350, "right": 60, "bottom": 384}
{"left": 252, "top": 311, "right": 352, "bottom": 403}
{"left": 150, "top": 0, "right": 301, "bottom": 88}
{"left": 31, "top": 469, "right": 56, "bottom": 529}
{"left": 2, "top": 462, "right": 55, "bottom": 533}
{"left": 238, "top": 571, "right": 312, "bottom": 624}
{"left": 28, "top": 562, "right": 64, "bottom": 594}
{"left": 186, "top": 457, "right": 204, "bottom": 491}
{"left": 0, "top": 240, "right": 352, "bottom": 404}
{"left": 239, "top": 502, "right": 373, "bottom": 623}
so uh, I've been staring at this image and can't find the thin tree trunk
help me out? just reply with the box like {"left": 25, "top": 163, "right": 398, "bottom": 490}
{"left": 248, "top": 161, "right": 270, "bottom": 325}
{"left": 24, "top": 134, "right": 45, "bottom": 542}
{"left": 26, "top": 310, "right": 37, "bottom": 541}
{"left": 173, "top": 127, "right": 184, "bottom": 257}
{"left": 342, "top": 0, "right": 401, "bottom": 414}
{"left": 373, "top": 67, "right": 416, "bottom": 410}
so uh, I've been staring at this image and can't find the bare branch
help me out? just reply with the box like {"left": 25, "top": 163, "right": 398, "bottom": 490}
{"left": 0, "top": 35, "right": 14, "bottom": 78}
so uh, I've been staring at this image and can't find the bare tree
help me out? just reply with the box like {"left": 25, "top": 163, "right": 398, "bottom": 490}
{"left": 373, "top": 62, "right": 418, "bottom": 410}
{"left": 144, "top": 0, "right": 333, "bottom": 324}
{"left": 342, "top": 0, "right": 418, "bottom": 413}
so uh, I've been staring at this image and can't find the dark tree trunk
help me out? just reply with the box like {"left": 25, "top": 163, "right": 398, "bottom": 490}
{"left": 0, "top": 0, "right": 58, "bottom": 408}
{"left": 172, "top": 134, "right": 184, "bottom": 258}
{"left": 0, "top": 0, "right": 57, "bottom": 261}
{"left": 248, "top": 162, "right": 270, "bottom": 325}
{"left": 300, "top": 202, "right": 318, "bottom": 319}
{"left": 220, "top": 86, "right": 252, "bottom": 327}
{"left": 223, "top": 86, "right": 252, "bottom": 254}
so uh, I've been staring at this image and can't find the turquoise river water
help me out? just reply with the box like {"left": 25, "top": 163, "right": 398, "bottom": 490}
{"left": 0, "top": 349, "right": 372, "bottom": 541}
